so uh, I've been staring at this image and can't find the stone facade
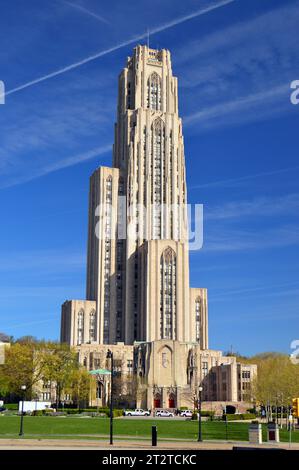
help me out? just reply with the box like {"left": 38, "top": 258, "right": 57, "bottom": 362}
{"left": 0, "top": 341, "right": 9, "bottom": 365}
{"left": 60, "top": 45, "right": 257, "bottom": 410}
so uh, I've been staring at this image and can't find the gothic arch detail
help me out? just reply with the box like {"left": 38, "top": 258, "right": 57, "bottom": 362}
{"left": 195, "top": 296, "right": 201, "bottom": 344}
{"left": 77, "top": 309, "right": 84, "bottom": 345}
{"left": 89, "top": 309, "right": 96, "bottom": 342}
{"left": 160, "top": 247, "right": 176, "bottom": 339}
{"left": 151, "top": 118, "right": 165, "bottom": 238}
{"left": 147, "top": 72, "right": 162, "bottom": 110}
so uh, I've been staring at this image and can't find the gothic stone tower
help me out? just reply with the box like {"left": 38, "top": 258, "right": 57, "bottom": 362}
{"left": 60, "top": 45, "right": 210, "bottom": 407}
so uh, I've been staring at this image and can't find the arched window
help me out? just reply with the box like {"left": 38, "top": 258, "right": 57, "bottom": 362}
{"left": 160, "top": 247, "right": 176, "bottom": 339}
{"left": 147, "top": 72, "right": 161, "bottom": 110}
{"left": 195, "top": 297, "right": 201, "bottom": 344}
{"left": 154, "top": 393, "right": 161, "bottom": 408}
{"left": 103, "top": 177, "right": 112, "bottom": 343}
{"left": 168, "top": 393, "right": 176, "bottom": 408}
{"left": 77, "top": 309, "right": 84, "bottom": 345}
{"left": 97, "top": 381, "right": 104, "bottom": 399}
{"left": 151, "top": 118, "right": 165, "bottom": 238}
{"left": 89, "top": 310, "right": 96, "bottom": 342}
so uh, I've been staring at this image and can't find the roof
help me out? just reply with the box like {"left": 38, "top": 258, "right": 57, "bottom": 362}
{"left": 89, "top": 368, "right": 111, "bottom": 375}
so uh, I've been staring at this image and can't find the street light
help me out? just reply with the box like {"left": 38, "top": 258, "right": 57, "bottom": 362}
{"left": 19, "top": 385, "right": 26, "bottom": 437}
{"left": 197, "top": 385, "right": 203, "bottom": 442}
{"left": 106, "top": 349, "right": 114, "bottom": 445}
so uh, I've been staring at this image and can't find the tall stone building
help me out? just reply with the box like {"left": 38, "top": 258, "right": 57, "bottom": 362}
{"left": 61, "top": 45, "right": 256, "bottom": 410}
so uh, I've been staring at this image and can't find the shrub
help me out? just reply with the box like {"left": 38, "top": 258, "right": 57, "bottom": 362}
{"left": 65, "top": 407, "right": 109, "bottom": 414}
{"left": 43, "top": 408, "right": 54, "bottom": 415}
{"left": 223, "top": 413, "right": 256, "bottom": 421}
{"left": 3, "top": 403, "right": 18, "bottom": 410}
{"left": 241, "top": 413, "right": 256, "bottom": 420}
{"left": 191, "top": 410, "right": 215, "bottom": 418}
{"left": 201, "top": 410, "right": 215, "bottom": 417}
{"left": 32, "top": 410, "right": 43, "bottom": 416}
{"left": 105, "top": 409, "right": 124, "bottom": 418}
{"left": 66, "top": 409, "right": 81, "bottom": 414}
{"left": 64, "top": 407, "right": 124, "bottom": 417}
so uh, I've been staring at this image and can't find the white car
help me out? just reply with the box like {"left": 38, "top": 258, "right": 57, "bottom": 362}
{"left": 180, "top": 410, "right": 193, "bottom": 417}
{"left": 155, "top": 409, "right": 174, "bottom": 417}
{"left": 124, "top": 409, "right": 150, "bottom": 416}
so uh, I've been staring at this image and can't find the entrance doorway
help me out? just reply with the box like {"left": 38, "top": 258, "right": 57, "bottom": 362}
{"left": 168, "top": 393, "right": 175, "bottom": 408}
{"left": 154, "top": 394, "right": 161, "bottom": 408}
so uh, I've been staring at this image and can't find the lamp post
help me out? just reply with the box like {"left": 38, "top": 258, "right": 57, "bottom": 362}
{"left": 197, "top": 385, "right": 203, "bottom": 442}
{"left": 19, "top": 385, "right": 26, "bottom": 437}
{"left": 106, "top": 349, "right": 114, "bottom": 445}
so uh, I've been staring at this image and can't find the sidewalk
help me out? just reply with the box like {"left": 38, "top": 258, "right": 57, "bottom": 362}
{"left": 0, "top": 438, "right": 298, "bottom": 450}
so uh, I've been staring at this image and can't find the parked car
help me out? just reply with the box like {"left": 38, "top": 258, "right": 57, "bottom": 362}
{"left": 180, "top": 410, "right": 193, "bottom": 417}
{"left": 124, "top": 408, "right": 150, "bottom": 416}
{"left": 155, "top": 409, "right": 174, "bottom": 417}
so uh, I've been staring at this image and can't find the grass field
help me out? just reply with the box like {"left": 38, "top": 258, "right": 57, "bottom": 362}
{"left": 0, "top": 416, "right": 298, "bottom": 442}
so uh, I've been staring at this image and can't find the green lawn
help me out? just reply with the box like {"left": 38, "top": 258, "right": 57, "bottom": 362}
{"left": 0, "top": 416, "right": 298, "bottom": 442}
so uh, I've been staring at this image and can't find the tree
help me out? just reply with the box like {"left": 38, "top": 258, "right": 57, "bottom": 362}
{"left": 15, "top": 336, "right": 39, "bottom": 345}
{"left": 1, "top": 342, "right": 45, "bottom": 399}
{"left": 250, "top": 353, "right": 299, "bottom": 408}
{"left": 39, "top": 342, "right": 78, "bottom": 407}
{"left": 0, "top": 341, "right": 79, "bottom": 405}
{"left": 0, "top": 332, "right": 11, "bottom": 343}
{"left": 68, "top": 368, "right": 93, "bottom": 409}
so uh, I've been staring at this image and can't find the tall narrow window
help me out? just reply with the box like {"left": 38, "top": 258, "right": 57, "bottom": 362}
{"left": 151, "top": 118, "right": 165, "bottom": 239}
{"left": 116, "top": 178, "right": 124, "bottom": 341}
{"left": 103, "top": 176, "right": 112, "bottom": 343}
{"left": 169, "top": 130, "right": 173, "bottom": 236}
{"left": 143, "top": 127, "right": 147, "bottom": 206}
{"left": 89, "top": 310, "right": 96, "bottom": 342}
{"left": 147, "top": 73, "right": 161, "bottom": 110}
{"left": 195, "top": 297, "right": 201, "bottom": 344}
{"left": 77, "top": 310, "right": 84, "bottom": 345}
{"left": 160, "top": 247, "right": 176, "bottom": 339}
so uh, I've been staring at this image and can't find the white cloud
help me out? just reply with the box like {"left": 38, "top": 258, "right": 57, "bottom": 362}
{"left": 184, "top": 84, "right": 290, "bottom": 130}
{"left": 0, "top": 249, "right": 85, "bottom": 272}
{"left": 177, "top": 1, "right": 299, "bottom": 130}
{"left": 0, "top": 72, "right": 114, "bottom": 188}
{"left": 176, "top": 1, "right": 299, "bottom": 87}
{"left": 189, "top": 165, "right": 299, "bottom": 190}
{"left": 0, "top": 144, "right": 111, "bottom": 188}
{"left": 1, "top": 318, "right": 58, "bottom": 329}
{"left": 210, "top": 281, "right": 299, "bottom": 300}
{"left": 61, "top": 0, "right": 110, "bottom": 24}
{"left": 205, "top": 193, "right": 299, "bottom": 221}
{"left": 202, "top": 225, "right": 299, "bottom": 252}
{"left": 4, "top": 0, "right": 235, "bottom": 98}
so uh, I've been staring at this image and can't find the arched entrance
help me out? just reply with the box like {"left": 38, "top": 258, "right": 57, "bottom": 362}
{"left": 168, "top": 393, "right": 175, "bottom": 408}
{"left": 154, "top": 394, "right": 161, "bottom": 408}
{"left": 96, "top": 381, "right": 103, "bottom": 400}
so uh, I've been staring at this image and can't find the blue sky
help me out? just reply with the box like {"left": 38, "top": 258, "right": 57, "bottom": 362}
{"left": 0, "top": 0, "right": 298, "bottom": 356}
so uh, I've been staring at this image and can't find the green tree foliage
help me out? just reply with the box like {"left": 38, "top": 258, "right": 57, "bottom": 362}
{"left": 250, "top": 353, "right": 299, "bottom": 406}
{"left": 1, "top": 342, "right": 45, "bottom": 398}
{"left": 40, "top": 342, "right": 78, "bottom": 406}
{"left": 0, "top": 341, "right": 80, "bottom": 403}
{"left": 67, "top": 368, "right": 94, "bottom": 408}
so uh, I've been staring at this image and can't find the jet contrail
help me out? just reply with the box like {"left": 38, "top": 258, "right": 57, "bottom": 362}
{"left": 4, "top": 0, "right": 235, "bottom": 98}
{"left": 0, "top": 144, "right": 111, "bottom": 189}
{"left": 189, "top": 165, "right": 299, "bottom": 189}
{"left": 62, "top": 0, "right": 110, "bottom": 25}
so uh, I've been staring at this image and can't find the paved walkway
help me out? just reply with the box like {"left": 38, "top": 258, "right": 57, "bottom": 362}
{"left": 0, "top": 438, "right": 298, "bottom": 450}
